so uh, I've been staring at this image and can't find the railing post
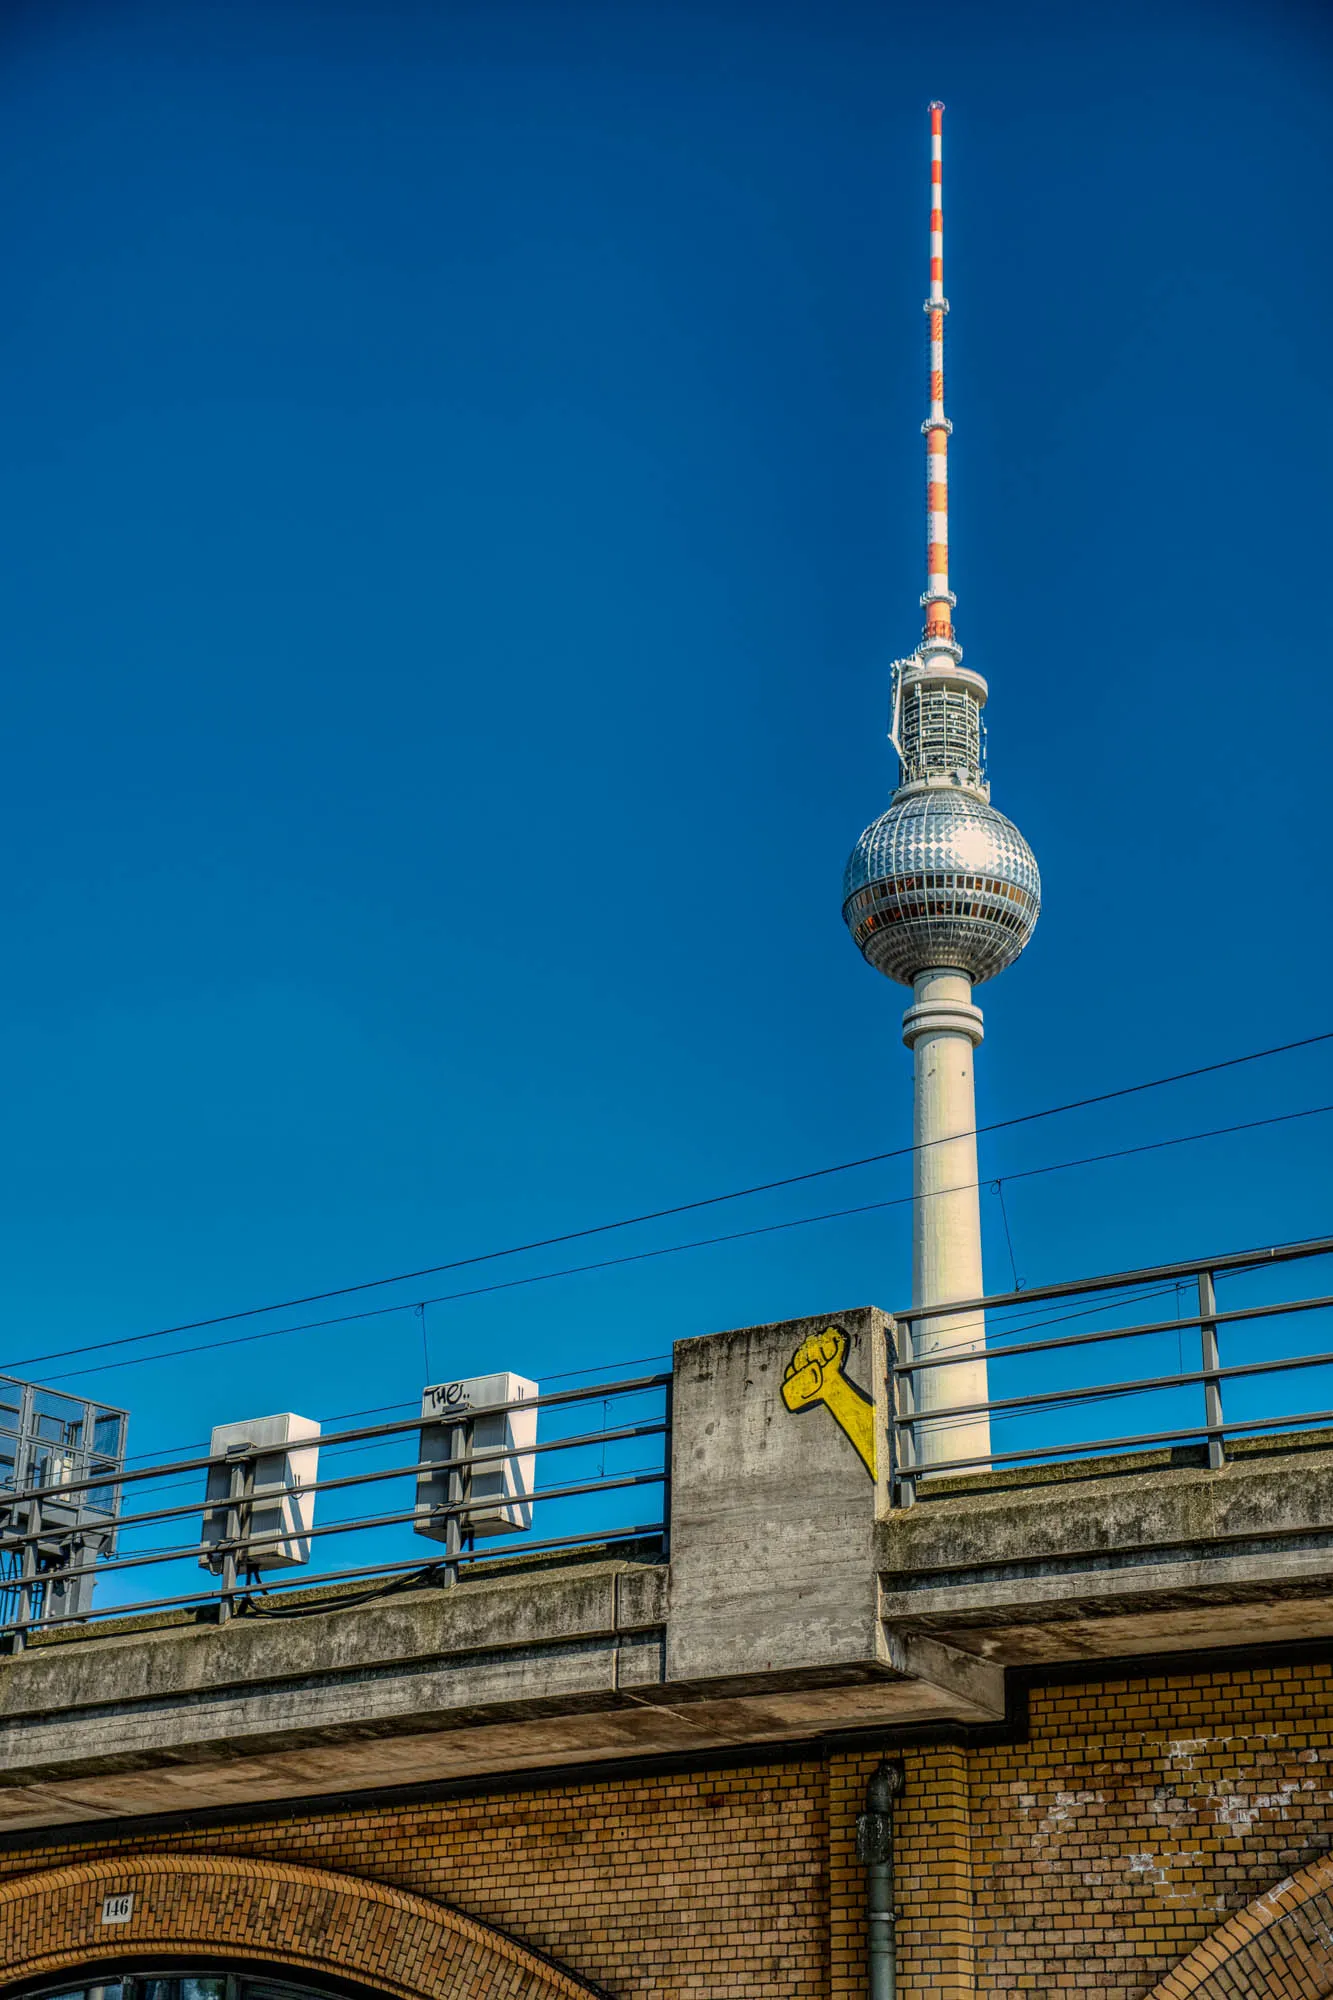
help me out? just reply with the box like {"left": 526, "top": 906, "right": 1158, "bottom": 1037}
{"left": 1198, "top": 1268, "right": 1225, "bottom": 1470}
{"left": 442, "top": 1417, "right": 473, "bottom": 1587}
{"left": 218, "top": 1444, "right": 254, "bottom": 1624}
{"left": 14, "top": 1495, "right": 41, "bottom": 1653}
{"left": 894, "top": 1317, "right": 918, "bottom": 1510}
{"left": 47, "top": 1527, "right": 75, "bottom": 1625}
{"left": 660, "top": 1375, "right": 674, "bottom": 1558}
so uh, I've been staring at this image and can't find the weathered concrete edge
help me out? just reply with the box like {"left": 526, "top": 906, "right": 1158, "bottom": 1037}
{"left": 876, "top": 1438, "right": 1333, "bottom": 1578}
{"left": 0, "top": 1557, "right": 669, "bottom": 1723}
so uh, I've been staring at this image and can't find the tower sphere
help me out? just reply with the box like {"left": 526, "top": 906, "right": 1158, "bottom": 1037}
{"left": 842, "top": 788, "right": 1040, "bottom": 986}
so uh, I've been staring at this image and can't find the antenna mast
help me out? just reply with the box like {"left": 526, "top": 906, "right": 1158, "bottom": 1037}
{"left": 923, "top": 100, "right": 953, "bottom": 645}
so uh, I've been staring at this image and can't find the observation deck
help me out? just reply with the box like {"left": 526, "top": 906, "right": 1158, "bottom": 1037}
{"left": 0, "top": 1236, "right": 1329, "bottom": 1837}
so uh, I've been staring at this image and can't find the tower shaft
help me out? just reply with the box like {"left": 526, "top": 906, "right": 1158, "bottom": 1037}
{"left": 903, "top": 970, "right": 990, "bottom": 1471}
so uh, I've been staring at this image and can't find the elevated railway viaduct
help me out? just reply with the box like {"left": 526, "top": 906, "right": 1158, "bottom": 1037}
{"left": 1, "top": 1280, "right": 1333, "bottom": 1998}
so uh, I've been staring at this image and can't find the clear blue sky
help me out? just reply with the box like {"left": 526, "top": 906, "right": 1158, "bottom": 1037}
{"left": 0, "top": 0, "right": 1328, "bottom": 1466}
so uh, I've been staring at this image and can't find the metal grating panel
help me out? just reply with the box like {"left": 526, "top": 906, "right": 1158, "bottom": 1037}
{"left": 898, "top": 680, "right": 983, "bottom": 788}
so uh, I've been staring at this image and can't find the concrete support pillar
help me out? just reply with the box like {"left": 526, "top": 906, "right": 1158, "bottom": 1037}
{"left": 901, "top": 968, "right": 990, "bottom": 1472}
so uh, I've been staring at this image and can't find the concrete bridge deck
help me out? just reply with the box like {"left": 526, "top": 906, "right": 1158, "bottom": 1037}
{"left": 2, "top": 1306, "right": 1333, "bottom": 1835}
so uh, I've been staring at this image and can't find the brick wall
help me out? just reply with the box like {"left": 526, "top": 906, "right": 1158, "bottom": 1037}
{"left": 0, "top": 1763, "right": 831, "bottom": 2000}
{"left": 2, "top": 1661, "right": 1331, "bottom": 1998}
{"left": 0, "top": 1855, "right": 602, "bottom": 2000}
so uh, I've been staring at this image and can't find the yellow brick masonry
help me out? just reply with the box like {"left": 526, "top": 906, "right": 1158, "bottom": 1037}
{"left": 0, "top": 1855, "right": 597, "bottom": 2000}
{"left": 965, "top": 1667, "right": 1333, "bottom": 1998}
{"left": 0, "top": 1765, "right": 832, "bottom": 2000}
{"left": 0, "top": 1663, "right": 1330, "bottom": 1997}
{"left": 1146, "top": 1848, "right": 1333, "bottom": 1996}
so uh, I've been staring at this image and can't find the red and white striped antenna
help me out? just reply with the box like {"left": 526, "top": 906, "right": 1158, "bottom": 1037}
{"left": 922, "top": 100, "right": 954, "bottom": 646}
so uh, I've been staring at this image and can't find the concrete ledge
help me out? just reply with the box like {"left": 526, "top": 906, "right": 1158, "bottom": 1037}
{"left": 0, "top": 1673, "right": 998, "bottom": 1833}
{"left": 0, "top": 1537, "right": 997, "bottom": 1830}
{"left": 0, "top": 1553, "right": 669, "bottom": 1720}
{"left": 877, "top": 1432, "right": 1333, "bottom": 1663}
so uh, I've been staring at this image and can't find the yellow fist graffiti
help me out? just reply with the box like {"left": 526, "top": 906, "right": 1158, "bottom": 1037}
{"left": 781, "top": 1326, "right": 849, "bottom": 1409}
{"left": 781, "top": 1326, "right": 877, "bottom": 1479}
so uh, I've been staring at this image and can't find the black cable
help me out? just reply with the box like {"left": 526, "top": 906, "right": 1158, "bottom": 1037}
{"left": 976, "top": 1280, "right": 1184, "bottom": 1345}
{"left": 2, "top": 1027, "right": 1326, "bottom": 1382}
{"left": 236, "top": 1563, "right": 449, "bottom": 1619}
{"left": 31, "top": 1099, "right": 1333, "bottom": 1389}
{"left": 993, "top": 1179, "right": 1021, "bottom": 1291}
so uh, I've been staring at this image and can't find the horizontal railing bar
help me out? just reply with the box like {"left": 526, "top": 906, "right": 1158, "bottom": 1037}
{"left": 0, "top": 1420, "right": 669, "bottom": 1553}
{"left": 896, "top": 1292, "right": 1333, "bottom": 1375}
{"left": 0, "top": 1522, "right": 667, "bottom": 1639}
{"left": 891, "top": 1233, "right": 1333, "bottom": 1326}
{"left": 4, "top": 1467, "right": 670, "bottom": 1592}
{"left": 214, "top": 1468, "right": 666, "bottom": 1562}
{"left": 894, "top": 1340, "right": 1333, "bottom": 1428}
{"left": 0, "top": 1372, "right": 672, "bottom": 1511}
{"left": 902, "top": 1403, "right": 1333, "bottom": 1481}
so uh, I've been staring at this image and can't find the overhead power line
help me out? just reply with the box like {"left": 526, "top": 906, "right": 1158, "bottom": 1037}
{"left": 1, "top": 1026, "right": 1327, "bottom": 1385}
{"left": 121, "top": 1354, "right": 680, "bottom": 1470}
{"left": 28, "top": 1097, "right": 1333, "bottom": 1389}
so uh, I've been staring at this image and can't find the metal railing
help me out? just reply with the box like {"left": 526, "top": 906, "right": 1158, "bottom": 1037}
{"left": 890, "top": 1234, "right": 1333, "bottom": 1507}
{"left": 6, "top": 1233, "right": 1329, "bottom": 1633}
{"left": 0, "top": 1371, "right": 671, "bottom": 1647}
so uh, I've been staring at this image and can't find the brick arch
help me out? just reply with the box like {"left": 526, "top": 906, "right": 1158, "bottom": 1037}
{"left": 0, "top": 1852, "right": 606, "bottom": 2000}
{"left": 1148, "top": 1849, "right": 1333, "bottom": 1999}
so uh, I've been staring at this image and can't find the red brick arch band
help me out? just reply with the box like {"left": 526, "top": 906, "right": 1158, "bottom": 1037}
{"left": 0, "top": 1853, "right": 605, "bottom": 2000}
{"left": 1148, "top": 1848, "right": 1333, "bottom": 1998}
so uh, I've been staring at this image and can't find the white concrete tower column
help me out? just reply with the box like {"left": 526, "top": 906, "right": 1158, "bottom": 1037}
{"left": 901, "top": 967, "right": 989, "bottom": 1471}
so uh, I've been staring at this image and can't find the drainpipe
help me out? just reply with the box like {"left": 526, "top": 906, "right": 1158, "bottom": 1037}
{"left": 856, "top": 1757, "right": 905, "bottom": 2000}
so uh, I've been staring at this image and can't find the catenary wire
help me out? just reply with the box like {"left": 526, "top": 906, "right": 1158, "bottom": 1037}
{"left": 5, "top": 1024, "right": 1320, "bottom": 1384}
{"left": 119, "top": 1354, "right": 679, "bottom": 1468}
{"left": 117, "top": 1285, "right": 1253, "bottom": 1501}
{"left": 30, "top": 1099, "right": 1333, "bottom": 1389}
{"left": 2, "top": 1027, "right": 1328, "bottom": 1382}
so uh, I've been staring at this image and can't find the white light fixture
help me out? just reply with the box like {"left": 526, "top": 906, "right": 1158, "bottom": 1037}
{"left": 200, "top": 1413, "right": 320, "bottom": 1571}
{"left": 415, "top": 1373, "right": 537, "bottom": 1541}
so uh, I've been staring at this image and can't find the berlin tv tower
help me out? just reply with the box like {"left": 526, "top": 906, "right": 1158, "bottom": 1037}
{"left": 842, "top": 103, "right": 1040, "bottom": 1475}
